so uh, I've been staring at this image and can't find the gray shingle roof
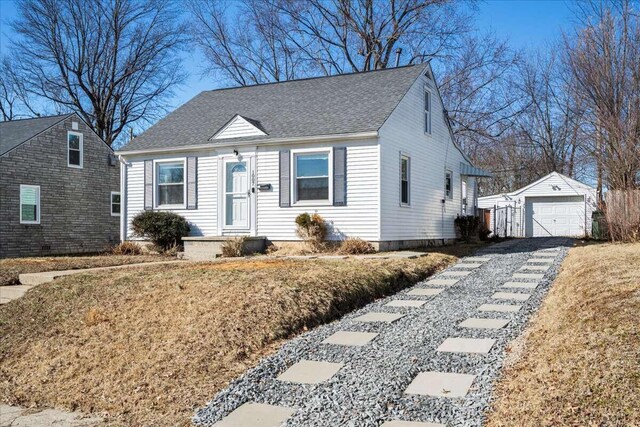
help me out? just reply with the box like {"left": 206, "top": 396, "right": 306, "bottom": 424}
{"left": 0, "top": 114, "right": 74, "bottom": 156}
{"left": 122, "top": 64, "right": 428, "bottom": 152}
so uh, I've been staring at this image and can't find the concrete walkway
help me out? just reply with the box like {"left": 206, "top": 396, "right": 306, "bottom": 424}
{"left": 0, "top": 404, "right": 102, "bottom": 427}
{"left": 0, "top": 260, "right": 184, "bottom": 304}
{"left": 195, "top": 238, "right": 573, "bottom": 427}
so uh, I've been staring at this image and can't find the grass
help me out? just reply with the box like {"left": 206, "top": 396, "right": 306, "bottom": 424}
{"left": 0, "top": 243, "right": 480, "bottom": 426}
{"left": 485, "top": 242, "right": 640, "bottom": 426}
{"left": 0, "top": 254, "right": 170, "bottom": 286}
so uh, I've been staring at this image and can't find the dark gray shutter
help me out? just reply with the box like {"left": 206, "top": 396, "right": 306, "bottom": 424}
{"left": 333, "top": 147, "right": 347, "bottom": 206}
{"left": 279, "top": 149, "right": 290, "bottom": 207}
{"left": 144, "top": 160, "right": 153, "bottom": 210}
{"left": 186, "top": 156, "right": 197, "bottom": 209}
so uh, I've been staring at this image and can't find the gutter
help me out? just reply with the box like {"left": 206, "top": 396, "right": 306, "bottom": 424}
{"left": 115, "top": 131, "right": 379, "bottom": 156}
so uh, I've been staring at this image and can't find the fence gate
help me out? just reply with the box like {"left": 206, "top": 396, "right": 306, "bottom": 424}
{"left": 493, "top": 205, "right": 522, "bottom": 237}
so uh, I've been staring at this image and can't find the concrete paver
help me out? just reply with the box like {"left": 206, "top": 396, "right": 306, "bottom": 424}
{"left": 277, "top": 360, "right": 344, "bottom": 384}
{"left": 425, "top": 279, "right": 459, "bottom": 286}
{"left": 404, "top": 371, "right": 476, "bottom": 398}
{"left": 492, "top": 292, "right": 531, "bottom": 301}
{"left": 512, "top": 273, "right": 545, "bottom": 280}
{"left": 385, "top": 300, "right": 426, "bottom": 308}
{"left": 353, "top": 312, "right": 405, "bottom": 323}
{"left": 502, "top": 281, "right": 538, "bottom": 289}
{"left": 436, "top": 337, "right": 496, "bottom": 354}
{"left": 459, "top": 317, "right": 509, "bottom": 329}
{"left": 477, "top": 303, "right": 522, "bottom": 313}
{"left": 212, "top": 403, "right": 295, "bottom": 427}
{"left": 322, "top": 331, "right": 378, "bottom": 347}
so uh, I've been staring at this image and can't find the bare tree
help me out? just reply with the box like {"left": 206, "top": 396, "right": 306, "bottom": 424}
{"left": 564, "top": 0, "right": 640, "bottom": 190}
{"left": 9, "top": 0, "right": 186, "bottom": 146}
{"left": 0, "top": 57, "right": 40, "bottom": 121}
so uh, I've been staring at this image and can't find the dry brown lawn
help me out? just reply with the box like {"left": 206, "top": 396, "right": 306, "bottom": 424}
{"left": 0, "top": 245, "right": 478, "bottom": 426}
{"left": 486, "top": 242, "right": 640, "bottom": 427}
{"left": 0, "top": 255, "right": 169, "bottom": 286}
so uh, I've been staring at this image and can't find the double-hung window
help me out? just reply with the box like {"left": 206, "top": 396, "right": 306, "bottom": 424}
{"left": 445, "top": 170, "right": 453, "bottom": 199}
{"left": 400, "top": 154, "right": 410, "bottom": 206}
{"left": 424, "top": 89, "right": 432, "bottom": 134}
{"left": 156, "top": 161, "right": 185, "bottom": 207}
{"left": 20, "top": 185, "right": 40, "bottom": 224}
{"left": 111, "top": 192, "right": 121, "bottom": 216}
{"left": 294, "top": 152, "right": 329, "bottom": 202}
{"left": 68, "top": 131, "right": 83, "bottom": 168}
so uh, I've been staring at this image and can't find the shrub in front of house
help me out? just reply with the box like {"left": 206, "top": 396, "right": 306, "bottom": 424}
{"left": 111, "top": 241, "right": 143, "bottom": 255}
{"left": 338, "top": 237, "right": 376, "bottom": 255}
{"left": 295, "top": 212, "right": 327, "bottom": 250}
{"left": 131, "top": 211, "right": 190, "bottom": 252}
{"left": 454, "top": 215, "right": 481, "bottom": 242}
{"left": 221, "top": 236, "right": 247, "bottom": 257}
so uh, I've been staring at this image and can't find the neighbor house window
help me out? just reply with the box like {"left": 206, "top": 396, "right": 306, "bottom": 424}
{"left": 461, "top": 179, "right": 467, "bottom": 213}
{"left": 445, "top": 171, "right": 453, "bottom": 199}
{"left": 294, "top": 152, "right": 330, "bottom": 202}
{"left": 400, "top": 155, "right": 410, "bottom": 205}
{"left": 20, "top": 184, "right": 40, "bottom": 224}
{"left": 111, "top": 192, "right": 121, "bottom": 216}
{"left": 424, "top": 89, "right": 432, "bottom": 134}
{"left": 156, "top": 161, "right": 185, "bottom": 207}
{"left": 68, "top": 131, "right": 83, "bottom": 168}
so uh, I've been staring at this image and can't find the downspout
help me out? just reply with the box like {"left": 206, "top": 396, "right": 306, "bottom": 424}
{"left": 118, "top": 155, "right": 129, "bottom": 242}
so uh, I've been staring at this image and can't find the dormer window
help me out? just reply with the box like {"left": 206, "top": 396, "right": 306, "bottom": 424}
{"left": 68, "top": 131, "right": 83, "bottom": 168}
{"left": 424, "top": 89, "right": 432, "bottom": 134}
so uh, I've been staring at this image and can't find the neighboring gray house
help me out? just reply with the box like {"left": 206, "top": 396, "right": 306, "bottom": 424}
{"left": 117, "top": 64, "right": 489, "bottom": 253}
{"left": 0, "top": 114, "right": 120, "bottom": 258}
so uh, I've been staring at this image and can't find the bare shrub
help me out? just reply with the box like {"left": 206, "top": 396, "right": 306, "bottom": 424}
{"left": 605, "top": 190, "right": 640, "bottom": 242}
{"left": 338, "top": 238, "right": 376, "bottom": 255}
{"left": 295, "top": 213, "right": 327, "bottom": 251}
{"left": 111, "top": 241, "right": 143, "bottom": 256}
{"left": 221, "top": 237, "right": 247, "bottom": 257}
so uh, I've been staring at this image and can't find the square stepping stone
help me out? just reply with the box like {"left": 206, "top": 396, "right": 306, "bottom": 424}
{"left": 322, "top": 331, "right": 378, "bottom": 347}
{"left": 512, "top": 273, "right": 545, "bottom": 280}
{"left": 277, "top": 360, "right": 343, "bottom": 384}
{"left": 407, "top": 288, "right": 443, "bottom": 296}
{"left": 459, "top": 317, "right": 509, "bottom": 329}
{"left": 519, "top": 265, "right": 550, "bottom": 272}
{"left": 213, "top": 402, "right": 295, "bottom": 427}
{"left": 440, "top": 271, "right": 470, "bottom": 277}
{"left": 527, "top": 258, "right": 554, "bottom": 263}
{"left": 381, "top": 421, "right": 445, "bottom": 427}
{"left": 353, "top": 312, "right": 404, "bottom": 323}
{"left": 405, "top": 371, "right": 476, "bottom": 398}
{"left": 535, "top": 252, "right": 557, "bottom": 257}
{"left": 502, "top": 281, "right": 538, "bottom": 289}
{"left": 426, "top": 279, "right": 459, "bottom": 286}
{"left": 478, "top": 303, "right": 522, "bottom": 313}
{"left": 454, "top": 263, "right": 483, "bottom": 269}
{"left": 385, "top": 299, "right": 426, "bottom": 308}
{"left": 437, "top": 337, "right": 496, "bottom": 354}
{"left": 465, "top": 257, "right": 491, "bottom": 262}
{"left": 492, "top": 292, "right": 531, "bottom": 301}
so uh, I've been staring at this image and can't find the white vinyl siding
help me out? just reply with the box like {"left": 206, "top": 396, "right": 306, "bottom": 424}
{"left": 213, "top": 115, "right": 266, "bottom": 139}
{"left": 20, "top": 184, "right": 40, "bottom": 224}
{"left": 124, "top": 153, "right": 218, "bottom": 239}
{"left": 256, "top": 140, "right": 380, "bottom": 241}
{"left": 379, "top": 70, "right": 474, "bottom": 241}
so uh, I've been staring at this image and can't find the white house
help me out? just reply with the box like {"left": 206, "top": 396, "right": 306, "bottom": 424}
{"left": 116, "top": 64, "right": 489, "bottom": 253}
{"left": 478, "top": 172, "right": 597, "bottom": 238}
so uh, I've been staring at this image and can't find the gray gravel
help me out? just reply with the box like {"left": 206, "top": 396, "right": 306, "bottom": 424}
{"left": 194, "top": 238, "right": 572, "bottom": 426}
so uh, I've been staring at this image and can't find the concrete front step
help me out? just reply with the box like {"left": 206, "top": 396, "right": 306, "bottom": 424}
{"left": 182, "top": 236, "right": 267, "bottom": 261}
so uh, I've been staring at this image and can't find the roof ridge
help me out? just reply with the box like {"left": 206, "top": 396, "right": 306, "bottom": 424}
{"left": 0, "top": 113, "right": 73, "bottom": 125}
{"left": 201, "top": 63, "right": 426, "bottom": 94}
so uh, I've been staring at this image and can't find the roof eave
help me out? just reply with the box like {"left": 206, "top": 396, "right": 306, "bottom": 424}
{"left": 116, "top": 130, "right": 379, "bottom": 156}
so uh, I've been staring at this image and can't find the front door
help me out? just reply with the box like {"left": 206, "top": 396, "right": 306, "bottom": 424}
{"left": 224, "top": 160, "right": 249, "bottom": 230}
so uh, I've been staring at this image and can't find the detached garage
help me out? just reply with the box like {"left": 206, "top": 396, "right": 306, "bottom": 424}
{"left": 478, "top": 172, "right": 597, "bottom": 238}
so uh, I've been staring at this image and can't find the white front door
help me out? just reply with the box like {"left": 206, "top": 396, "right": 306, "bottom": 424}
{"left": 224, "top": 160, "right": 250, "bottom": 230}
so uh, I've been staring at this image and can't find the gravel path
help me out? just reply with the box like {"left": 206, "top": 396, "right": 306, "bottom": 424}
{"left": 194, "top": 238, "right": 572, "bottom": 426}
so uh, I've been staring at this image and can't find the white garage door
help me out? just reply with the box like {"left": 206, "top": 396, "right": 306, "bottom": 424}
{"left": 525, "top": 196, "right": 585, "bottom": 237}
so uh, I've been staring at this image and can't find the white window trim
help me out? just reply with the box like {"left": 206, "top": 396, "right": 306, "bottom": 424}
{"left": 111, "top": 191, "right": 121, "bottom": 217}
{"left": 154, "top": 158, "right": 187, "bottom": 209}
{"left": 400, "top": 153, "right": 410, "bottom": 207}
{"left": 67, "top": 131, "right": 83, "bottom": 168}
{"left": 424, "top": 87, "right": 432, "bottom": 135}
{"left": 291, "top": 147, "right": 333, "bottom": 206}
{"left": 461, "top": 178, "right": 467, "bottom": 214}
{"left": 20, "top": 184, "right": 40, "bottom": 225}
{"left": 445, "top": 170, "right": 453, "bottom": 199}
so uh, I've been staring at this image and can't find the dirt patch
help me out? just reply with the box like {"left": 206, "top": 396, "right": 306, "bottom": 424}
{"left": 0, "top": 255, "right": 170, "bottom": 286}
{"left": 0, "top": 247, "right": 477, "bottom": 426}
{"left": 485, "top": 242, "right": 640, "bottom": 426}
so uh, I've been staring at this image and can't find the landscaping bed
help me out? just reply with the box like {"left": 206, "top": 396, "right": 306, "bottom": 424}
{"left": 0, "top": 254, "right": 169, "bottom": 286}
{"left": 485, "top": 242, "right": 640, "bottom": 426}
{"left": 0, "top": 246, "right": 476, "bottom": 426}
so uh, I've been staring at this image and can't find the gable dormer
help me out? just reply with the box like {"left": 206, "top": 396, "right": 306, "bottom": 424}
{"left": 211, "top": 114, "right": 267, "bottom": 140}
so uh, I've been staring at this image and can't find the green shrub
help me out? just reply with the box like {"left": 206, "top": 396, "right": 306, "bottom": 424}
{"left": 295, "top": 212, "right": 327, "bottom": 250}
{"left": 131, "top": 211, "right": 190, "bottom": 251}
{"left": 454, "top": 215, "right": 481, "bottom": 242}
